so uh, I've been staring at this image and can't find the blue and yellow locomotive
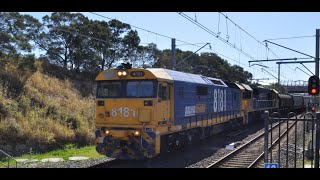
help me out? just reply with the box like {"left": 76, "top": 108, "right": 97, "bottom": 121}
{"left": 94, "top": 64, "right": 312, "bottom": 160}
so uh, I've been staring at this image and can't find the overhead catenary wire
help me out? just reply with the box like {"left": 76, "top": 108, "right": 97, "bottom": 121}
{"left": 90, "top": 12, "right": 289, "bottom": 80}
{"left": 89, "top": 12, "right": 293, "bottom": 80}
{"left": 265, "top": 35, "right": 315, "bottom": 41}
{"left": 217, "top": 13, "right": 221, "bottom": 37}
{"left": 225, "top": 14, "right": 229, "bottom": 41}
{"left": 19, "top": 12, "right": 292, "bottom": 80}
{"left": 9, "top": 12, "right": 290, "bottom": 81}
{"left": 178, "top": 12, "right": 256, "bottom": 60}
{"left": 219, "top": 12, "right": 296, "bottom": 76}
{"left": 219, "top": 12, "right": 281, "bottom": 60}
{"left": 57, "top": 21, "right": 260, "bottom": 73}
{"left": 90, "top": 12, "right": 234, "bottom": 51}
{"left": 89, "top": 12, "right": 263, "bottom": 72}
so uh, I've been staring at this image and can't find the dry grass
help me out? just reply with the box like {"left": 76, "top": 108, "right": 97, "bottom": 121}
{"left": 0, "top": 58, "right": 95, "bottom": 148}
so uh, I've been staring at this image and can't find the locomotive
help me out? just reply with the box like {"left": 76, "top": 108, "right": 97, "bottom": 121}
{"left": 94, "top": 64, "right": 316, "bottom": 160}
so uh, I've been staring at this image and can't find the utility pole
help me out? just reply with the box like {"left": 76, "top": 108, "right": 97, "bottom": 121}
{"left": 278, "top": 64, "right": 280, "bottom": 84}
{"left": 316, "top": 29, "right": 319, "bottom": 77}
{"left": 171, "top": 38, "right": 176, "bottom": 70}
{"left": 314, "top": 30, "right": 319, "bottom": 169}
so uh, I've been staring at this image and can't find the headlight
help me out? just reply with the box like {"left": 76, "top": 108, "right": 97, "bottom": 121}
{"left": 134, "top": 131, "right": 140, "bottom": 136}
{"left": 117, "top": 71, "right": 127, "bottom": 77}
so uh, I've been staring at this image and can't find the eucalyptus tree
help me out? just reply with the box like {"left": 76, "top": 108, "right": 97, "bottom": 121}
{"left": 131, "top": 43, "right": 160, "bottom": 68}
{"left": 36, "top": 12, "right": 89, "bottom": 69}
{"left": 83, "top": 20, "right": 112, "bottom": 71}
{"left": 0, "top": 12, "right": 41, "bottom": 56}
{"left": 107, "top": 19, "right": 141, "bottom": 69}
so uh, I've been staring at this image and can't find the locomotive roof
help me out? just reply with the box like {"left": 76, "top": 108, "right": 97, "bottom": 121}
{"left": 147, "top": 68, "right": 227, "bottom": 86}
{"left": 235, "top": 83, "right": 245, "bottom": 90}
{"left": 241, "top": 83, "right": 253, "bottom": 91}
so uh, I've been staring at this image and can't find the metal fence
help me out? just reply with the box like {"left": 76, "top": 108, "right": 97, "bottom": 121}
{"left": 0, "top": 149, "right": 17, "bottom": 168}
{"left": 264, "top": 111, "right": 320, "bottom": 168}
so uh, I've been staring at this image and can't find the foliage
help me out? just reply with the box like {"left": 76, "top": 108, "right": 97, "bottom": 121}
{"left": 0, "top": 12, "right": 41, "bottom": 56}
{"left": 154, "top": 50, "right": 253, "bottom": 84}
{"left": 0, "top": 12, "right": 253, "bottom": 84}
{"left": 36, "top": 12, "right": 89, "bottom": 69}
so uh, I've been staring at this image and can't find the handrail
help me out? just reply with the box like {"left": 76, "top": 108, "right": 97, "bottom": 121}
{"left": 0, "top": 149, "right": 17, "bottom": 168}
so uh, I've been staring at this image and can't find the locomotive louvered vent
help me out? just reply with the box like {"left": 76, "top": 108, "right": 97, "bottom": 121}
{"left": 196, "top": 86, "right": 208, "bottom": 96}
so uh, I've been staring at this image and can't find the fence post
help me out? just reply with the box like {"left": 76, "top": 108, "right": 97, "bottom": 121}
{"left": 315, "top": 112, "right": 320, "bottom": 168}
{"left": 263, "top": 111, "right": 269, "bottom": 163}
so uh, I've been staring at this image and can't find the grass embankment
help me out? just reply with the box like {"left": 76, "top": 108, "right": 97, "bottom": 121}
{"left": 0, "top": 56, "right": 97, "bottom": 152}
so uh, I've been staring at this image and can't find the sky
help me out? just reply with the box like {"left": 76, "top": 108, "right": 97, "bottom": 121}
{"left": 21, "top": 12, "right": 320, "bottom": 85}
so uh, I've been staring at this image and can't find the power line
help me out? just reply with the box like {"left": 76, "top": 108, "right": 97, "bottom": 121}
{"left": 88, "top": 12, "right": 265, "bottom": 76}
{"left": 176, "top": 42, "right": 208, "bottom": 46}
{"left": 177, "top": 12, "right": 289, "bottom": 80}
{"left": 21, "top": 12, "right": 291, "bottom": 80}
{"left": 89, "top": 12, "right": 173, "bottom": 40}
{"left": 264, "top": 40, "right": 315, "bottom": 59}
{"left": 265, "top": 35, "right": 315, "bottom": 41}
{"left": 6, "top": 12, "right": 287, "bottom": 82}
{"left": 89, "top": 12, "right": 226, "bottom": 50}
{"left": 57, "top": 20, "right": 255, "bottom": 73}
{"left": 220, "top": 12, "right": 263, "bottom": 47}
{"left": 219, "top": 12, "right": 297, "bottom": 75}
{"left": 177, "top": 12, "right": 256, "bottom": 60}
{"left": 178, "top": 12, "right": 290, "bottom": 78}
{"left": 202, "top": 45, "right": 291, "bottom": 79}
{"left": 54, "top": 27, "right": 110, "bottom": 44}
{"left": 43, "top": 12, "right": 291, "bottom": 80}
{"left": 219, "top": 12, "right": 281, "bottom": 61}
{"left": 176, "top": 43, "right": 211, "bottom": 67}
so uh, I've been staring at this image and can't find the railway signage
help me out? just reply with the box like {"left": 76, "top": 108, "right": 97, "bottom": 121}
{"left": 264, "top": 163, "right": 279, "bottom": 168}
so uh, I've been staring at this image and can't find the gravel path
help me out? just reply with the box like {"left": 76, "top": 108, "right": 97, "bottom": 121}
{"left": 4, "top": 157, "right": 114, "bottom": 168}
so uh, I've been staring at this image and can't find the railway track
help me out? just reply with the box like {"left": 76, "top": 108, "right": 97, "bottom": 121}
{"left": 89, "top": 114, "right": 304, "bottom": 168}
{"left": 206, "top": 114, "right": 302, "bottom": 168}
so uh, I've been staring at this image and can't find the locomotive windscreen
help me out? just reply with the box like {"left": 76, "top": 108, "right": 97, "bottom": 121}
{"left": 97, "top": 80, "right": 155, "bottom": 98}
{"left": 126, "top": 80, "right": 155, "bottom": 97}
{"left": 97, "top": 81, "right": 121, "bottom": 98}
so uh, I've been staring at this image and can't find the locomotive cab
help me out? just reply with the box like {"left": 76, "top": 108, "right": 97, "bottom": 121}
{"left": 95, "top": 66, "right": 175, "bottom": 159}
{"left": 95, "top": 68, "right": 159, "bottom": 159}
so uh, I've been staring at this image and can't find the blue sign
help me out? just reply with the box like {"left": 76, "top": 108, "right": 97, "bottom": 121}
{"left": 264, "top": 163, "right": 279, "bottom": 168}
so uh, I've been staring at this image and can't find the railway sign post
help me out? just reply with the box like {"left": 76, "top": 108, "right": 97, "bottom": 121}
{"left": 264, "top": 163, "right": 279, "bottom": 168}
